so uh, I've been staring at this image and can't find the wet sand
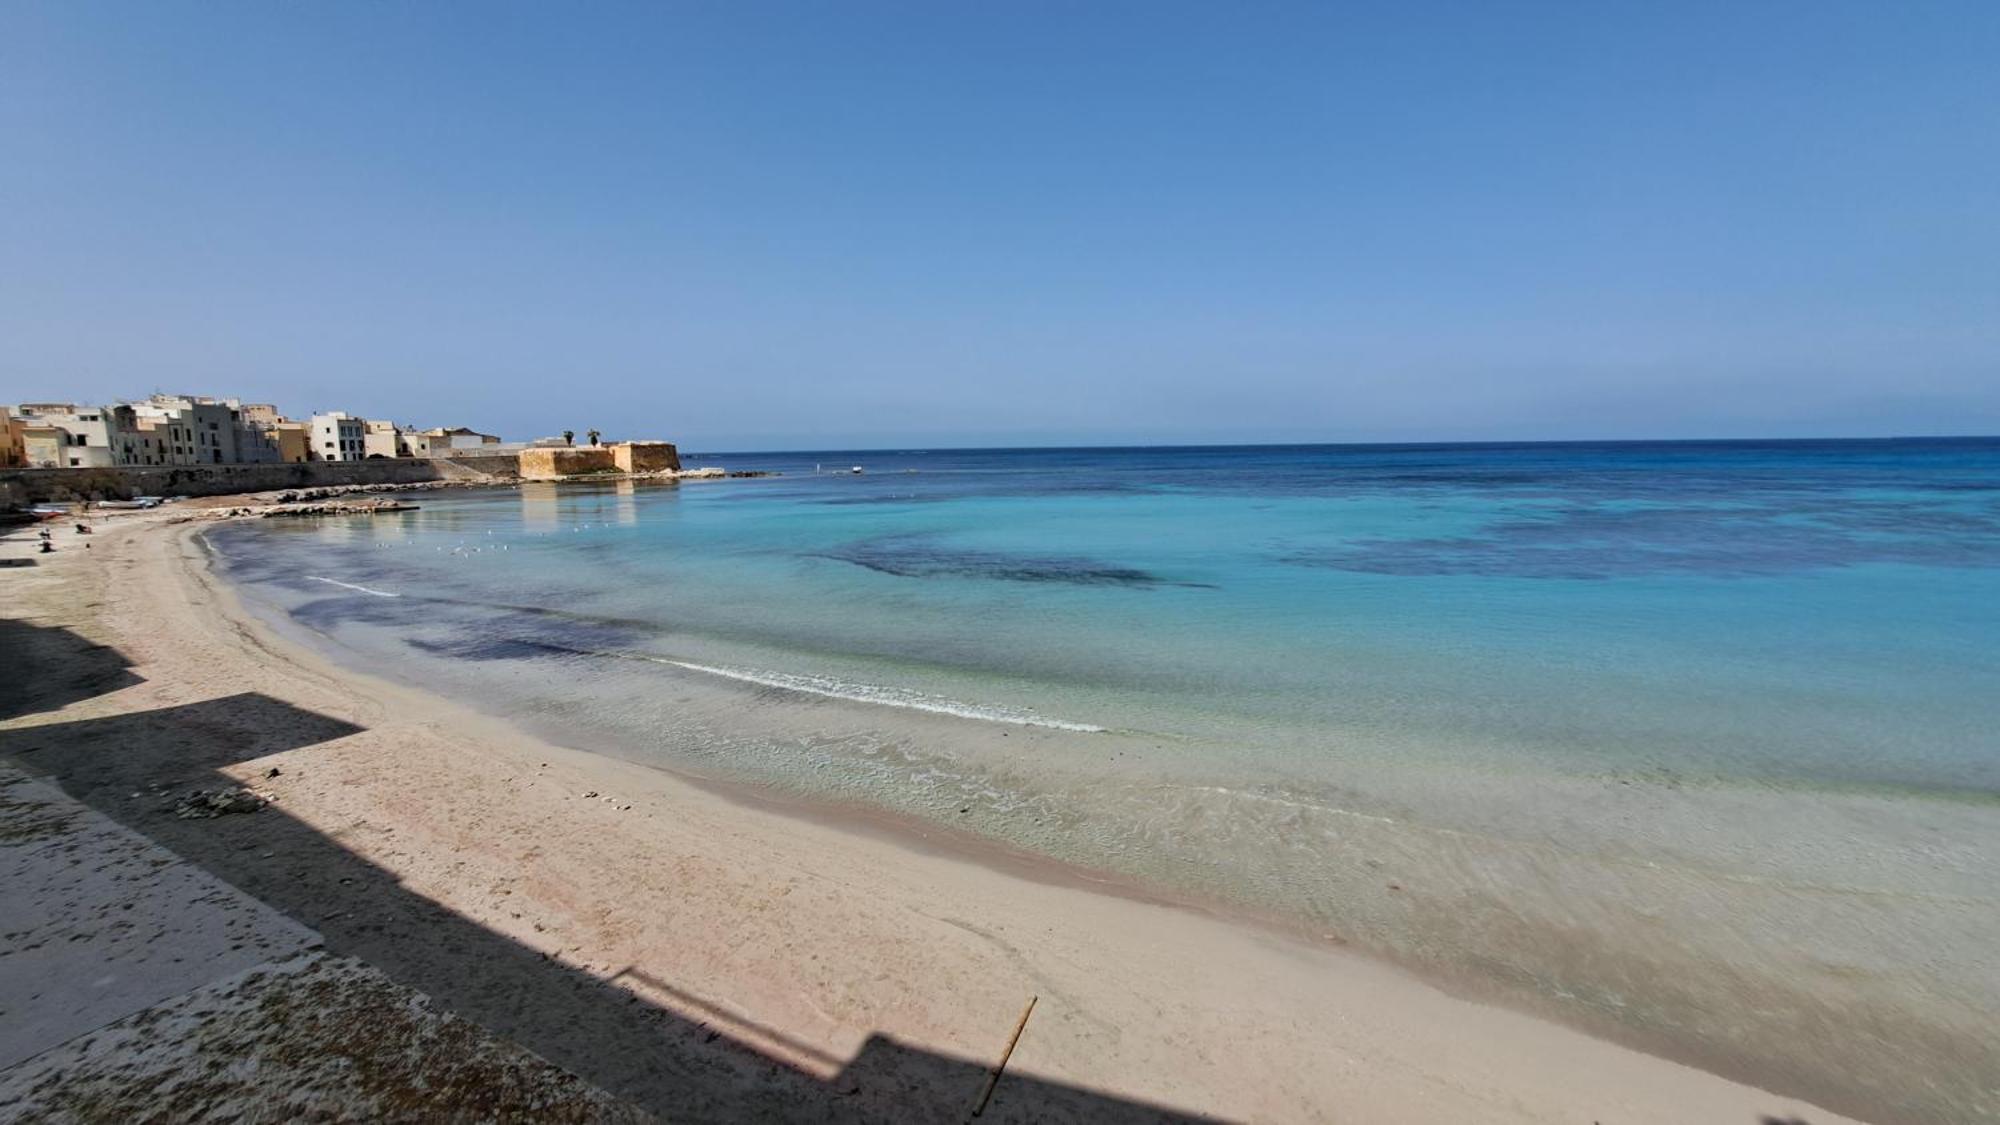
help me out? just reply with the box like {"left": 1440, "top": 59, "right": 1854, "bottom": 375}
{"left": 0, "top": 509, "right": 1863, "bottom": 1122}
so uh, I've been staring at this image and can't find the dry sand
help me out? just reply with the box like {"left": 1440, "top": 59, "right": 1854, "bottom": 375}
{"left": 0, "top": 508, "right": 1862, "bottom": 1123}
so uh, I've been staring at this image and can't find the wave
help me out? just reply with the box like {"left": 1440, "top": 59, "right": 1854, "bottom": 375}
{"left": 627, "top": 655, "right": 1107, "bottom": 732}
{"left": 305, "top": 576, "right": 401, "bottom": 598}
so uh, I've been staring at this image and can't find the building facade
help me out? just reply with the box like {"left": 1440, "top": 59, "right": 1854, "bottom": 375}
{"left": 232, "top": 404, "right": 307, "bottom": 463}
{"left": 362, "top": 420, "right": 401, "bottom": 459}
{"left": 396, "top": 428, "right": 434, "bottom": 458}
{"left": 129, "top": 396, "right": 242, "bottom": 465}
{"left": 423, "top": 427, "right": 503, "bottom": 451}
{"left": 8, "top": 405, "right": 118, "bottom": 467}
{"left": 0, "top": 415, "right": 26, "bottom": 468}
{"left": 309, "top": 412, "right": 367, "bottom": 461}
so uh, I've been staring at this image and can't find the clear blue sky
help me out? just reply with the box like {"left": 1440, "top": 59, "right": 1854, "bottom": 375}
{"left": 3, "top": 2, "right": 1996, "bottom": 448}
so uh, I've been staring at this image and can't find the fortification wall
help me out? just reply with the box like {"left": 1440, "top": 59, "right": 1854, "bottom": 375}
{"left": 612, "top": 442, "right": 680, "bottom": 473}
{"left": 518, "top": 447, "right": 617, "bottom": 479}
{"left": 0, "top": 458, "right": 506, "bottom": 509}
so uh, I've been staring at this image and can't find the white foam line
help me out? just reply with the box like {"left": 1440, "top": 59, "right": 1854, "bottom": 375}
{"left": 630, "top": 654, "right": 1106, "bottom": 732}
{"left": 305, "top": 576, "right": 400, "bottom": 598}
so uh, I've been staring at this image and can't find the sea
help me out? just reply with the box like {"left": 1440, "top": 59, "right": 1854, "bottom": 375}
{"left": 205, "top": 438, "right": 2000, "bottom": 1122}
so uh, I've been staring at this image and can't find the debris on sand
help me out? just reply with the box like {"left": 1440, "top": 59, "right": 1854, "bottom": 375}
{"left": 172, "top": 787, "right": 267, "bottom": 819}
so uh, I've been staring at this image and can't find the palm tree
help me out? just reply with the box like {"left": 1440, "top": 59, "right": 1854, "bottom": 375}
{"left": 586, "top": 429, "right": 601, "bottom": 446}
{"left": 562, "top": 429, "right": 574, "bottom": 446}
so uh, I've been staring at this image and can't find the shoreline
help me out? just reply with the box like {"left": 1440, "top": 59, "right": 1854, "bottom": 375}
{"left": 3, "top": 508, "right": 1869, "bottom": 1122}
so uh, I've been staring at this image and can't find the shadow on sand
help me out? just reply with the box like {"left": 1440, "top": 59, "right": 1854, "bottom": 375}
{"left": 0, "top": 616, "right": 144, "bottom": 721}
{"left": 0, "top": 617, "right": 1217, "bottom": 1122}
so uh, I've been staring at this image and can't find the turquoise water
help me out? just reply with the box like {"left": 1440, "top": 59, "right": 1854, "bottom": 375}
{"left": 208, "top": 440, "right": 2000, "bottom": 1121}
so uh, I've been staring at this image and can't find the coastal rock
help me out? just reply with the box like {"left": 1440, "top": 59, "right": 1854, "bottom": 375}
{"left": 261, "top": 500, "right": 418, "bottom": 518}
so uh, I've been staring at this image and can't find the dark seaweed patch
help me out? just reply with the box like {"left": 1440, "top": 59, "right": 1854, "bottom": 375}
{"left": 1283, "top": 499, "right": 2000, "bottom": 579}
{"left": 819, "top": 538, "right": 1213, "bottom": 589}
{"left": 405, "top": 636, "right": 596, "bottom": 662}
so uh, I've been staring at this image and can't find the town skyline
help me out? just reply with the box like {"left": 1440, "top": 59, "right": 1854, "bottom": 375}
{"left": 0, "top": 392, "right": 533, "bottom": 470}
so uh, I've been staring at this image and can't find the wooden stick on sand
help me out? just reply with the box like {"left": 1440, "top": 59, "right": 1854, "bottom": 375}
{"left": 970, "top": 995, "right": 1038, "bottom": 1118}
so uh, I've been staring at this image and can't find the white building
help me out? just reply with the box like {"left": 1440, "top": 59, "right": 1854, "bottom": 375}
{"left": 425, "top": 427, "right": 501, "bottom": 451}
{"left": 310, "top": 412, "right": 367, "bottom": 461}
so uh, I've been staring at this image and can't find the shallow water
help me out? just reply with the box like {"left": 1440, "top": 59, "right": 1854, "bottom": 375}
{"left": 208, "top": 439, "right": 2000, "bottom": 1122}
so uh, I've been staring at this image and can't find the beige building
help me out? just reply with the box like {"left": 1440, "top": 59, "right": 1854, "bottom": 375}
{"left": 362, "top": 419, "right": 401, "bottom": 459}
{"left": 396, "top": 428, "right": 434, "bottom": 457}
{"left": 272, "top": 422, "right": 310, "bottom": 463}
{"left": 21, "top": 423, "right": 82, "bottom": 468}
{"left": 238, "top": 419, "right": 309, "bottom": 463}
{"left": 8, "top": 404, "right": 118, "bottom": 467}
{"left": 0, "top": 415, "right": 25, "bottom": 467}
{"left": 233, "top": 403, "right": 288, "bottom": 463}
{"left": 232, "top": 403, "right": 308, "bottom": 463}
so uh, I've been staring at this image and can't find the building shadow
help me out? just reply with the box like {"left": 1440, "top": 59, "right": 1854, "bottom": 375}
{"left": 0, "top": 622, "right": 1218, "bottom": 1122}
{"left": 0, "top": 616, "right": 144, "bottom": 720}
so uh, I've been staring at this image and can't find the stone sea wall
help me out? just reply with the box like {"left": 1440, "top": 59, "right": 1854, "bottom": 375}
{"left": 518, "top": 447, "right": 616, "bottom": 480}
{"left": 518, "top": 443, "right": 679, "bottom": 481}
{"left": 0, "top": 457, "right": 511, "bottom": 509}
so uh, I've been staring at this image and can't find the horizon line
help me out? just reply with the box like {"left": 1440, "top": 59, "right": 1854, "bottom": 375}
{"left": 679, "top": 433, "right": 2000, "bottom": 457}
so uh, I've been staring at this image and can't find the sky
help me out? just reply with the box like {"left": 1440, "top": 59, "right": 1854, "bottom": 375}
{"left": 3, "top": 1, "right": 1996, "bottom": 449}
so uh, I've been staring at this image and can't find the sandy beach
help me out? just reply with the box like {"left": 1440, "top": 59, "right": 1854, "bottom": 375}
{"left": 0, "top": 507, "right": 1865, "bottom": 1122}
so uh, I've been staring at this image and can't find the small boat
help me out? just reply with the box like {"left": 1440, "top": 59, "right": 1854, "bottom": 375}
{"left": 850, "top": 466, "right": 864, "bottom": 474}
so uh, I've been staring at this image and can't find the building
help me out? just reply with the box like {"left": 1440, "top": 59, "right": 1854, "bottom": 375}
{"left": 128, "top": 395, "right": 242, "bottom": 465}
{"left": 362, "top": 419, "right": 401, "bottom": 459}
{"left": 310, "top": 412, "right": 367, "bottom": 462}
{"left": 8, "top": 404, "right": 119, "bottom": 467}
{"left": 231, "top": 404, "right": 307, "bottom": 463}
{"left": 20, "top": 423, "right": 83, "bottom": 468}
{"left": 396, "top": 427, "right": 433, "bottom": 458}
{"left": 0, "top": 415, "right": 26, "bottom": 468}
{"left": 422, "top": 426, "right": 503, "bottom": 451}
{"left": 269, "top": 422, "right": 311, "bottom": 463}
{"left": 106, "top": 406, "right": 171, "bottom": 466}
{"left": 233, "top": 403, "right": 286, "bottom": 463}
{"left": 236, "top": 419, "right": 309, "bottom": 463}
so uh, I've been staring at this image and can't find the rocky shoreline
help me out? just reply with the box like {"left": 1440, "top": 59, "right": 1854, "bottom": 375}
{"left": 176, "top": 499, "right": 421, "bottom": 521}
